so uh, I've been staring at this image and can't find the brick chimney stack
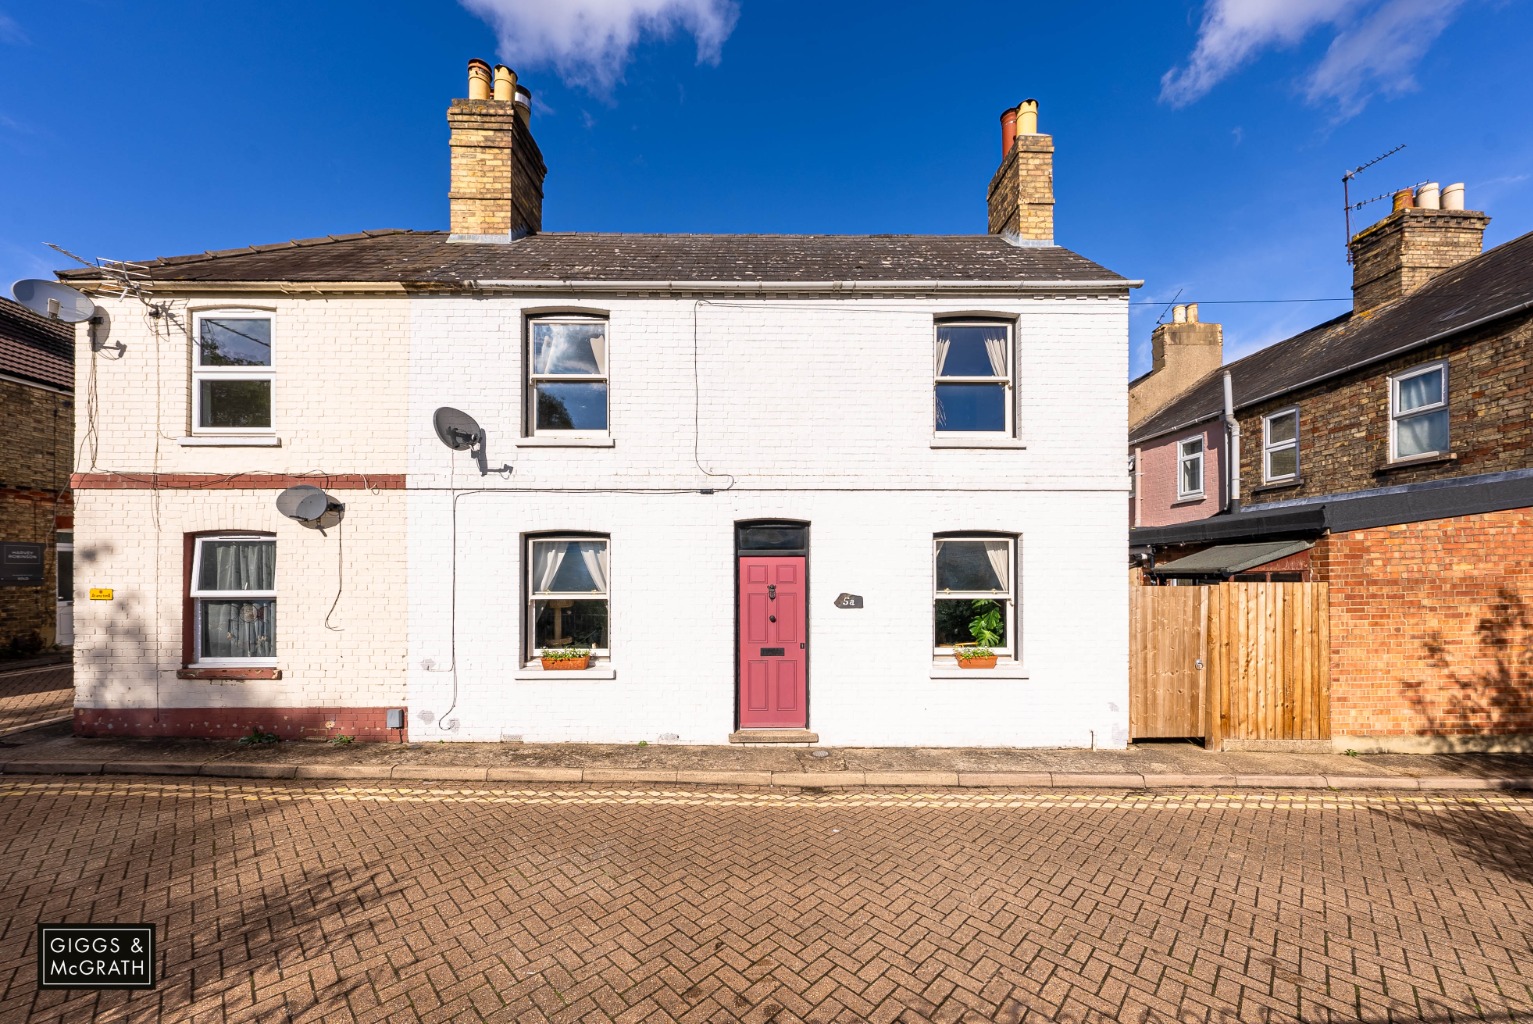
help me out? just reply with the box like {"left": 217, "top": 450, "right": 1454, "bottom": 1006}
{"left": 448, "top": 59, "right": 547, "bottom": 240}
{"left": 1350, "top": 182, "right": 1488, "bottom": 312}
{"left": 987, "top": 99, "right": 1054, "bottom": 243}
{"left": 1128, "top": 303, "right": 1223, "bottom": 430}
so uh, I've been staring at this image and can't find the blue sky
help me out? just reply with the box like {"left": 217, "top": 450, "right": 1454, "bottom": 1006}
{"left": 2, "top": 0, "right": 1530, "bottom": 377}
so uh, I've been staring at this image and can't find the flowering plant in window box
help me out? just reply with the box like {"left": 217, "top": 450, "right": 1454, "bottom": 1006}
{"left": 953, "top": 646, "right": 997, "bottom": 669}
{"left": 540, "top": 648, "right": 592, "bottom": 671}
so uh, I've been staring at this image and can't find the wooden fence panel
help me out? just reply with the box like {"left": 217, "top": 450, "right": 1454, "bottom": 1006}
{"left": 1132, "top": 581, "right": 1330, "bottom": 745}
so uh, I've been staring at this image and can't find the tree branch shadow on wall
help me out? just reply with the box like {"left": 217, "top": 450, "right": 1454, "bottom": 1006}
{"left": 1404, "top": 587, "right": 1533, "bottom": 754}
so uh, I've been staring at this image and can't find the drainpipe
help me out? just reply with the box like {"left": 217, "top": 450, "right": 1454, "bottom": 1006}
{"left": 1223, "top": 370, "right": 1240, "bottom": 514}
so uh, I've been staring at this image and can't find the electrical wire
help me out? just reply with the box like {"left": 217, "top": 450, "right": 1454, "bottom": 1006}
{"left": 323, "top": 523, "right": 344, "bottom": 631}
{"left": 691, "top": 300, "right": 737, "bottom": 490}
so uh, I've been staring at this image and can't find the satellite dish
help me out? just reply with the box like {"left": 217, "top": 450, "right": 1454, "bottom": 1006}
{"left": 275, "top": 485, "right": 345, "bottom": 532}
{"left": 11, "top": 279, "right": 97, "bottom": 324}
{"left": 433, "top": 407, "right": 483, "bottom": 451}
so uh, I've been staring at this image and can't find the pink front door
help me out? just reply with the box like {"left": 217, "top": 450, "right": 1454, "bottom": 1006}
{"left": 738, "top": 556, "right": 807, "bottom": 729}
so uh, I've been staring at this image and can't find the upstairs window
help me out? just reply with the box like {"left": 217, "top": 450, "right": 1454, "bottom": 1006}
{"left": 935, "top": 321, "right": 1013, "bottom": 435}
{"left": 1177, "top": 436, "right": 1205, "bottom": 499}
{"left": 1391, "top": 362, "right": 1449, "bottom": 460}
{"left": 192, "top": 313, "right": 273, "bottom": 433}
{"left": 1263, "top": 409, "right": 1299, "bottom": 483}
{"left": 529, "top": 317, "right": 608, "bottom": 435}
{"left": 527, "top": 535, "right": 610, "bottom": 658}
{"left": 933, "top": 535, "right": 1016, "bottom": 657}
{"left": 190, "top": 535, "right": 276, "bottom": 663}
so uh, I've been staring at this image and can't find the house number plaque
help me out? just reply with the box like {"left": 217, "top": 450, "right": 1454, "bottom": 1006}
{"left": 834, "top": 593, "right": 864, "bottom": 609}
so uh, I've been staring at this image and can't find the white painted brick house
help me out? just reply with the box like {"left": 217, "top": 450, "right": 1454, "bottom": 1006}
{"left": 63, "top": 64, "right": 1137, "bottom": 747}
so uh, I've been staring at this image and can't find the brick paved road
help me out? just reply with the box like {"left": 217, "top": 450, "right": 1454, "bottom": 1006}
{"left": 0, "top": 665, "right": 71, "bottom": 733}
{"left": 1, "top": 781, "right": 1531, "bottom": 1023}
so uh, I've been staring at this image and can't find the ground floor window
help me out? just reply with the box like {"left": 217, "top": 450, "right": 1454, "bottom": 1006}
{"left": 190, "top": 534, "right": 276, "bottom": 663}
{"left": 527, "top": 535, "right": 610, "bottom": 658}
{"left": 933, "top": 534, "right": 1016, "bottom": 657}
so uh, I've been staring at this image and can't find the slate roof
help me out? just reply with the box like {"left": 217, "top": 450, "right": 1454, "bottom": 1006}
{"left": 0, "top": 297, "right": 74, "bottom": 391}
{"left": 57, "top": 230, "right": 1127, "bottom": 287}
{"left": 1130, "top": 228, "right": 1533, "bottom": 444}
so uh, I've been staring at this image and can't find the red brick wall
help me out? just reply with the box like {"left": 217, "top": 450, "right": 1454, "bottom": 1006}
{"left": 1316, "top": 508, "right": 1533, "bottom": 737}
{"left": 74, "top": 706, "right": 406, "bottom": 742}
{"left": 0, "top": 377, "right": 73, "bottom": 653}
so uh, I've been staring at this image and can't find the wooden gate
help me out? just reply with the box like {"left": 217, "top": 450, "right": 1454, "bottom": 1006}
{"left": 1130, "top": 582, "right": 1331, "bottom": 748}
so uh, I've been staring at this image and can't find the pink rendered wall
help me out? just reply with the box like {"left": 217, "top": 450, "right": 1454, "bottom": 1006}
{"left": 1132, "top": 421, "right": 1224, "bottom": 527}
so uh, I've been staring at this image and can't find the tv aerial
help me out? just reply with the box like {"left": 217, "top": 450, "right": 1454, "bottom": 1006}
{"left": 274, "top": 485, "right": 345, "bottom": 534}
{"left": 11, "top": 279, "right": 98, "bottom": 323}
{"left": 433, "top": 406, "right": 509, "bottom": 475}
{"left": 1342, "top": 143, "right": 1406, "bottom": 261}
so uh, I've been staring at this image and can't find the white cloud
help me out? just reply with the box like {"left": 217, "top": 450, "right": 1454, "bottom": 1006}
{"left": 1161, "top": 0, "right": 1467, "bottom": 119}
{"left": 0, "top": 11, "right": 29, "bottom": 45}
{"left": 458, "top": 0, "right": 739, "bottom": 95}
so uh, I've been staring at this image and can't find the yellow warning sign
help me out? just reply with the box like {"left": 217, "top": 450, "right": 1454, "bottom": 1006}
{"left": 89, "top": 588, "right": 113, "bottom": 601}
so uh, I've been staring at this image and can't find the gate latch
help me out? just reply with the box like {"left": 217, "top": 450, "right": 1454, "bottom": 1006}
{"left": 1195, "top": 658, "right": 1204, "bottom": 669}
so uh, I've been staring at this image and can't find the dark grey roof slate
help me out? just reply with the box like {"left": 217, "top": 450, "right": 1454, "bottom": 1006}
{"left": 57, "top": 231, "right": 1126, "bottom": 286}
{"left": 0, "top": 297, "right": 74, "bottom": 390}
{"left": 1130, "top": 228, "right": 1533, "bottom": 444}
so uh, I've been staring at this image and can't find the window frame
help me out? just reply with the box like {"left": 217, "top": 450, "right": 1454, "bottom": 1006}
{"left": 526, "top": 314, "right": 610, "bottom": 438}
{"left": 1176, "top": 435, "right": 1205, "bottom": 499}
{"left": 524, "top": 533, "right": 612, "bottom": 662}
{"left": 932, "top": 533, "right": 1018, "bottom": 659}
{"left": 188, "top": 533, "right": 277, "bottom": 666}
{"left": 190, "top": 311, "right": 276, "bottom": 435}
{"left": 933, "top": 319, "right": 1015, "bottom": 438}
{"left": 1262, "top": 407, "right": 1300, "bottom": 484}
{"left": 1389, "top": 360, "right": 1450, "bottom": 462}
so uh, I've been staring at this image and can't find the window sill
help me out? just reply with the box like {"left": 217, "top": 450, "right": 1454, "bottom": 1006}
{"left": 514, "top": 664, "right": 617, "bottom": 680}
{"left": 930, "top": 437, "right": 1025, "bottom": 450}
{"left": 1251, "top": 477, "right": 1301, "bottom": 495}
{"left": 177, "top": 667, "right": 282, "bottom": 680}
{"left": 179, "top": 436, "right": 282, "bottom": 448}
{"left": 930, "top": 660, "right": 1029, "bottom": 680}
{"left": 1376, "top": 452, "right": 1456, "bottom": 474}
{"left": 1171, "top": 494, "right": 1206, "bottom": 506}
{"left": 516, "top": 436, "right": 615, "bottom": 449}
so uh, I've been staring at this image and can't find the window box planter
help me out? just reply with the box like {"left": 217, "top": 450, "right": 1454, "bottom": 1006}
{"left": 540, "top": 650, "right": 591, "bottom": 671}
{"left": 953, "top": 646, "right": 998, "bottom": 670}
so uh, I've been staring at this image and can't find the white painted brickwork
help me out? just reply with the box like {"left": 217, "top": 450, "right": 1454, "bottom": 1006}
{"left": 77, "top": 289, "right": 1129, "bottom": 746}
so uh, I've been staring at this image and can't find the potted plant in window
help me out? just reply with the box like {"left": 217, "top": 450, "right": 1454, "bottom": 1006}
{"left": 953, "top": 600, "right": 1004, "bottom": 668}
{"left": 540, "top": 648, "right": 591, "bottom": 671}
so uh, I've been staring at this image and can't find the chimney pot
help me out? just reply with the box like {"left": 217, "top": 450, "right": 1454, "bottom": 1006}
{"left": 1391, "top": 188, "right": 1416, "bottom": 212}
{"left": 467, "top": 59, "right": 492, "bottom": 101}
{"left": 1172, "top": 304, "right": 1187, "bottom": 324}
{"left": 493, "top": 64, "right": 516, "bottom": 102}
{"left": 999, "top": 107, "right": 1018, "bottom": 158}
{"left": 1442, "top": 182, "right": 1465, "bottom": 210}
{"left": 1186, "top": 302, "right": 1199, "bottom": 323}
{"left": 1017, "top": 98, "right": 1038, "bottom": 136}
{"left": 1416, "top": 182, "right": 1441, "bottom": 210}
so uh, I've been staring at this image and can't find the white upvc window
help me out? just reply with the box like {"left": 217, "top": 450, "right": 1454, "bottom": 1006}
{"left": 526, "top": 535, "right": 610, "bottom": 659}
{"left": 934, "top": 320, "right": 1013, "bottom": 436}
{"left": 1263, "top": 408, "right": 1299, "bottom": 483}
{"left": 1177, "top": 436, "right": 1205, "bottom": 499}
{"left": 1390, "top": 361, "right": 1450, "bottom": 461}
{"left": 528, "top": 316, "right": 608, "bottom": 436}
{"left": 933, "top": 535, "right": 1017, "bottom": 657}
{"left": 189, "top": 534, "right": 276, "bottom": 665}
{"left": 191, "top": 312, "right": 274, "bottom": 433}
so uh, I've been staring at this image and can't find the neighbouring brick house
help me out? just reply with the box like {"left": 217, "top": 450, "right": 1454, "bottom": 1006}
{"left": 57, "top": 63, "right": 1138, "bottom": 746}
{"left": 0, "top": 297, "right": 74, "bottom": 655}
{"left": 1129, "top": 186, "right": 1533, "bottom": 750}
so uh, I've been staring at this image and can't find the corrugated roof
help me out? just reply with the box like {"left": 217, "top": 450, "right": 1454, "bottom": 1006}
{"left": 0, "top": 297, "right": 74, "bottom": 391}
{"left": 56, "top": 231, "right": 1128, "bottom": 287}
{"left": 1130, "top": 228, "right": 1533, "bottom": 444}
{"left": 1150, "top": 539, "right": 1312, "bottom": 575}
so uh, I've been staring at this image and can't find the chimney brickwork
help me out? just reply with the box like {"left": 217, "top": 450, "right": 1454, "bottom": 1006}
{"left": 1128, "top": 306, "right": 1223, "bottom": 431}
{"left": 1350, "top": 208, "right": 1489, "bottom": 313}
{"left": 987, "top": 100, "right": 1053, "bottom": 242}
{"left": 448, "top": 64, "right": 546, "bottom": 238}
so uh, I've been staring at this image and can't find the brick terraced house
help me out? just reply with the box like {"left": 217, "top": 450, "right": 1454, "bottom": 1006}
{"left": 59, "top": 65, "right": 1137, "bottom": 746}
{"left": 0, "top": 297, "right": 73, "bottom": 656}
{"left": 1130, "top": 186, "right": 1533, "bottom": 750}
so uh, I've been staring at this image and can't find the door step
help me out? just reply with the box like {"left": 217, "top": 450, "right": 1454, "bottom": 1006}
{"left": 728, "top": 729, "right": 819, "bottom": 745}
